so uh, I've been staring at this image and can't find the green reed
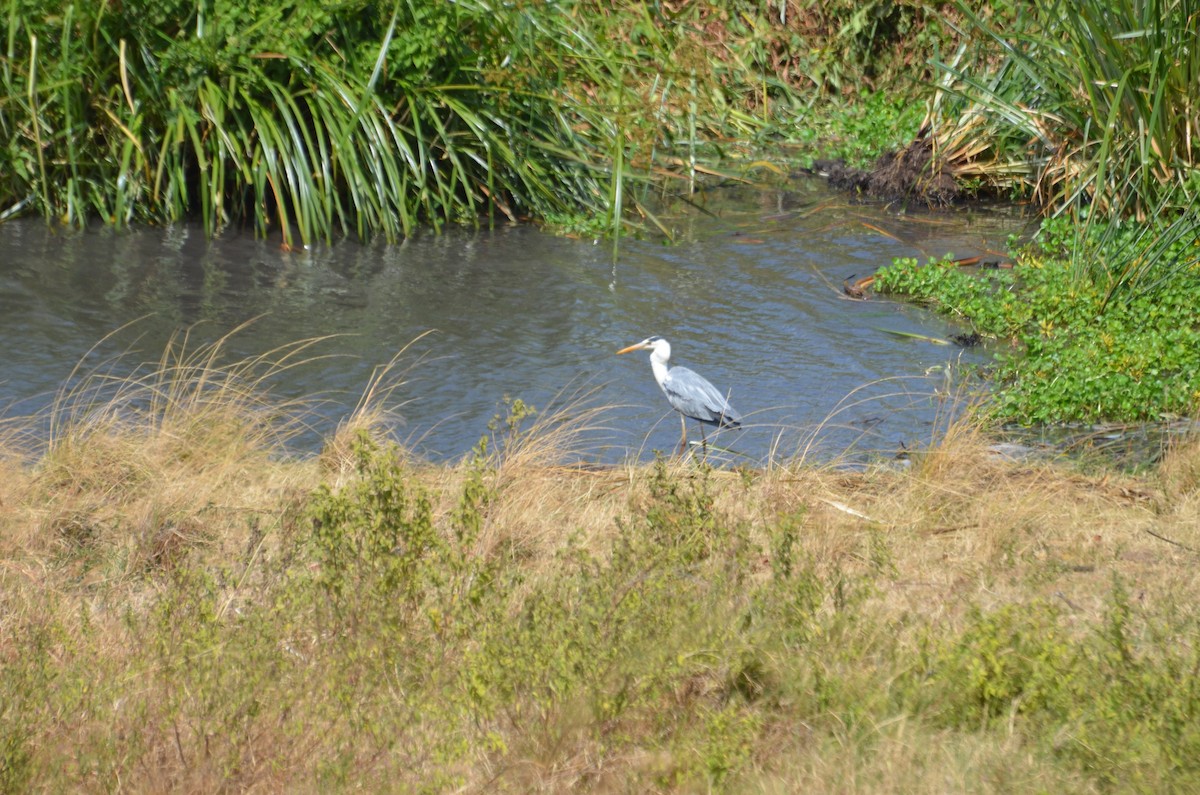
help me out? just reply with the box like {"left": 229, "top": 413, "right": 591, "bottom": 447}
{"left": 932, "top": 0, "right": 1200, "bottom": 221}
{"left": 0, "top": 0, "right": 822, "bottom": 244}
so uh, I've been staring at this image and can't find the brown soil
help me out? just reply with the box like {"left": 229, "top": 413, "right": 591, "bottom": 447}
{"left": 814, "top": 136, "right": 962, "bottom": 206}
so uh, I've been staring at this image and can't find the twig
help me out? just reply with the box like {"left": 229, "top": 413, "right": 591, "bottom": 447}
{"left": 1054, "top": 591, "right": 1082, "bottom": 611}
{"left": 1144, "top": 527, "right": 1200, "bottom": 555}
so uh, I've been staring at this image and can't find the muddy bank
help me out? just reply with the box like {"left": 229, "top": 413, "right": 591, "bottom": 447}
{"left": 811, "top": 135, "right": 962, "bottom": 206}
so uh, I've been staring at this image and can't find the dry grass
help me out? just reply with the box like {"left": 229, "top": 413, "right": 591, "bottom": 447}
{"left": 1, "top": 325, "right": 323, "bottom": 575}
{"left": 3, "top": 334, "right": 1200, "bottom": 791}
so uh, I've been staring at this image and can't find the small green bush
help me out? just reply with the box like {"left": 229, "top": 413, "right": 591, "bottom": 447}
{"left": 921, "top": 584, "right": 1200, "bottom": 787}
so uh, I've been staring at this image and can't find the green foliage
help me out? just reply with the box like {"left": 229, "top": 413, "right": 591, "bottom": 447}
{"left": 793, "top": 90, "right": 926, "bottom": 168}
{"left": 0, "top": 2, "right": 544, "bottom": 239}
{"left": 2, "top": 0, "right": 854, "bottom": 242}
{"left": 876, "top": 255, "right": 1025, "bottom": 336}
{"left": 305, "top": 431, "right": 495, "bottom": 644}
{"left": 924, "top": 586, "right": 1200, "bottom": 787}
{"left": 876, "top": 217, "right": 1200, "bottom": 424}
{"left": 466, "top": 459, "right": 754, "bottom": 735}
{"left": 0, "top": 0, "right": 1005, "bottom": 242}
{"left": 930, "top": 601, "right": 1082, "bottom": 724}
{"left": 140, "top": 566, "right": 293, "bottom": 783}
{"left": 307, "top": 433, "right": 442, "bottom": 612}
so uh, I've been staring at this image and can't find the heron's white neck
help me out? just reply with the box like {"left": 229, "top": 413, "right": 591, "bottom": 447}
{"left": 649, "top": 347, "right": 670, "bottom": 387}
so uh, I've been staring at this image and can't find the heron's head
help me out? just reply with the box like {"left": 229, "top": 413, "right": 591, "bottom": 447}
{"left": 616, "top": 335, "right": 671, "bottom": 362}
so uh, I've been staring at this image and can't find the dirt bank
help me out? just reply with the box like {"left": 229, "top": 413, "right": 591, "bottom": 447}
{"left": 814, "top": 134, "right": 962, "bottom": 206}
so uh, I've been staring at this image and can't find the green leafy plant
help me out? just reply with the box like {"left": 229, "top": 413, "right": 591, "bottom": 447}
{"left": 930, "top": 601, "right": 1081, "bottom": 724}
{"left": 876, "top": 217, "right": 1200, "bottom": 424}
{"left": 792, "top": 90, "right": 926, "bottom": 168}
{"left": 920, "top": 584, "right": 1200, "bottom": 786}
{"left": 305, "top": 430, "right": 498, "bottom": 643}
{"left": 0, "top": 0, "right": 1012, "bottom": 242}
{"left": 1, "top": 0, "right": 835, "bottom": 242}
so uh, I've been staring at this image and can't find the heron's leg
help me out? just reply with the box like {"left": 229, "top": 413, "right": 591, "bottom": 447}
{"left": 699, "top": 422, "right": 709, "bottom": 459}
{"left": 677, "top": 413, "right": 689, "bottom": 456}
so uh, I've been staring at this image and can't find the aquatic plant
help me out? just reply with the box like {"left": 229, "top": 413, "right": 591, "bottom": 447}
{"left": 876, "top": 216, "right": 1200, "bottom": 424}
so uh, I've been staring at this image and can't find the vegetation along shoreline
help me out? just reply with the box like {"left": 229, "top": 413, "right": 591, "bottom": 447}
{"left": 2, "top": 1, "right": 1200, "bottom": 790}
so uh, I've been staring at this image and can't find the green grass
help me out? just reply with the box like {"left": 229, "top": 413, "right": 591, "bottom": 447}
{"left": 0, "top": 1, "right": 753, "bottom": 243}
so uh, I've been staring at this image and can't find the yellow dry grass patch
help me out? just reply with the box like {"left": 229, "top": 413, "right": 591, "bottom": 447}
{"left": 5, "top": 331, "right": 1200, "bottom": 792}
{"left": 1, "top": 396, "right": 1190, "bottom": 594}
{"left": 438, "top": 417, "right": 1197, "bottom": 631}
{"left": 3, "top": 424, "right": 1197, "bottom": 792}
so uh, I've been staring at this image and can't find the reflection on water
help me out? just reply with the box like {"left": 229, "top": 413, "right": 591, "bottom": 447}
{"left": 0, "top": 180, "right": 1029, "bottom": 463}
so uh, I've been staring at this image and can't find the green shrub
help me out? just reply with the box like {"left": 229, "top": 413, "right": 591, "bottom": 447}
{"left": 929, "top": 601, "right": 1082, "bottom": 725}
{"left": 0, "top": 0, "right": 1003, "bottom": 241}
{"left": 922, "top": 584, "right": 1200, "bottom": 787}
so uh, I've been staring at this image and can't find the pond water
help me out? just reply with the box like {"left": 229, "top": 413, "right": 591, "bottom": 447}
{"left": 0, "top": 179, "right": 1029, "bottom": 464}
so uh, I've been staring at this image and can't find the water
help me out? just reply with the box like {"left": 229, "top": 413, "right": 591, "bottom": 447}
{"left": 0, "top": 179, "right": 1028, "bottom": 463}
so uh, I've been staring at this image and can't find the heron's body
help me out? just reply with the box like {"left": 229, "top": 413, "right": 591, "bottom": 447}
{"left": 617, "top": 336, "right": 740, "bottom": 453}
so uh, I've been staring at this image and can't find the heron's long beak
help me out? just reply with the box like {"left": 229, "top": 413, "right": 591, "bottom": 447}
{"left": 616, "top": 343, "right": 645, "bottom": 355}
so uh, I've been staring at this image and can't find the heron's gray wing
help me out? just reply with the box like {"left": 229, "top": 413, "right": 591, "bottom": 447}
{"left": 661, "top": 366, "right": 741, "bottom": 426}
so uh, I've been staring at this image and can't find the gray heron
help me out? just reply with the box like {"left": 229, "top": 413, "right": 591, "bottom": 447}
{"left": 616, "top": 336, "right": 741, "bottom": 454}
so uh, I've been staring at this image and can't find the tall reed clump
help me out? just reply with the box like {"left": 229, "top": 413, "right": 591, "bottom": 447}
{"left": 1, "top": 0, "right": 830, "bottom": 245}
{"left": 905, "top": 0, "right": 1200, "bottom": 327}
{"left": 0, "top": 1, "right": 593, "bottom": 244}
{"left": 927, "top": 0, "right": 1200, "bottom": 221}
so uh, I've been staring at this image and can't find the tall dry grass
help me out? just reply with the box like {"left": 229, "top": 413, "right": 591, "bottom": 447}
{"left": 3, "top": 330, "right": 1200, "bottom": 791}
{"left": 1, "top": 324, "right": 328, "bottom": 573}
